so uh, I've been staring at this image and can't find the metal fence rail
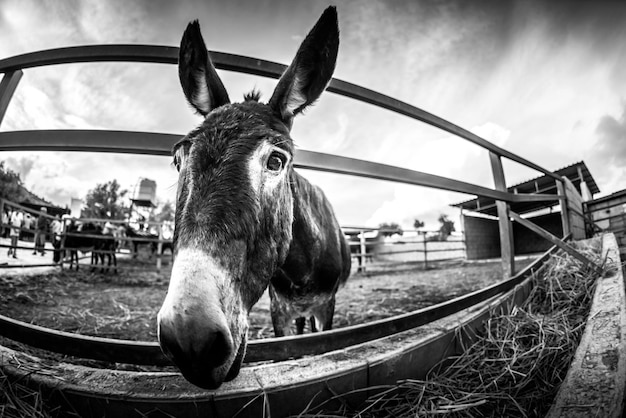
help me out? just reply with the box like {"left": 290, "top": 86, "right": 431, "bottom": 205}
{"left": 0, "top": 244, "right": 557, "bottom": 365}
{"left": 0, "top": 44, "right": 600, "bottom": 362}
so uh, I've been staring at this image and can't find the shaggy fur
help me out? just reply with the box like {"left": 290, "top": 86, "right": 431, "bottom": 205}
{"left": 158, "top": 6, "right": 350, "bottom": 390}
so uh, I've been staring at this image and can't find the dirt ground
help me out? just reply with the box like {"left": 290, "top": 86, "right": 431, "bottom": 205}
{"left": 0, "top": 251, "right": 534, "bottom": 345}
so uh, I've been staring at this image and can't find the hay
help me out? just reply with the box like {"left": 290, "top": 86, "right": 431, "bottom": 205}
{"left": 299, "top": 243, "right": 604, "bottom": 418}
{"left": 0, "top": 368, "right": 51, "bottom": 418}
{"left": 0, "top": 244, "right": 602, "bottom": 417}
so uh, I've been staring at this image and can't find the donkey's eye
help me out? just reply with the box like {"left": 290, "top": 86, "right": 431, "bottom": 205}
{"left": 266, "top": 152, "right": 285, "bottom": 172}
{"left": 173, "top": 146, "right": 188, "bottom": 172}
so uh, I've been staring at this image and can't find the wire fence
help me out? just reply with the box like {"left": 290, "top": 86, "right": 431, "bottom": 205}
{"left": 344, "top": 226, "right": 465, "bottom": 272}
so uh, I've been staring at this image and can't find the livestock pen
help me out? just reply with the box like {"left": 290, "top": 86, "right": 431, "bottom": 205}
{"left": 345, "top": 226, "right": 466, "bottom": 272}
{"left": 0, "top": 198, "right": 173, "bottom": 273}
{"left": 0, "top": 42, "right": 616, "bottom": 417}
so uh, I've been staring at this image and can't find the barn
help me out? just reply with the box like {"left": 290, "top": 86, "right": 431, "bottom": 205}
{"left": 453, "top": 161, "right": 600, "bottom": 260}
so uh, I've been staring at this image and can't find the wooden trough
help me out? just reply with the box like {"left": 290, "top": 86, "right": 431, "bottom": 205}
{"left": 547, "top": 233, "right": 626, "bottom": 418}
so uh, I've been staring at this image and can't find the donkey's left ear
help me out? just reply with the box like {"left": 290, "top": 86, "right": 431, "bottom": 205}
{"left": 179, "top": 20, "right": 230, "bottom": 116}
{"left": 269, "top": 6, "right": 339, "bottom": 127}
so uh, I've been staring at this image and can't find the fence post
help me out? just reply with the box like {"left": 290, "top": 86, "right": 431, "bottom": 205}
{"left": 0, "top": 198, "right": 5, "bottom": 238}
{"left": 59, "top": 217, "right": 67, "bottom": 270}
{"left": 556, "top": 179, "right": 571, "bottom": 238}
{"left": 359, "top": 230, "right": 366, "bottom": 273}
{"left": 423, "top": 234, "right": 428, "bottom": 270}
{"left": 156, "top": 223, "right": 163, "bottom": 273}
{"left": 489, "top": 152, "right": 514, "bottom": 278}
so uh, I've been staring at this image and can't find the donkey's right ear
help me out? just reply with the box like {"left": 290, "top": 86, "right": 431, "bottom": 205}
{"left": 178, "top": 20, "right": 230, "bottom": 116}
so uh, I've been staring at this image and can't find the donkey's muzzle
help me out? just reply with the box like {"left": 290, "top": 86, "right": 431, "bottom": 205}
{"left": 158, "top": 313, "right": 234, "bottom": 389}
{"left": 157, "top": 248, "right": 243, "bottom": 389}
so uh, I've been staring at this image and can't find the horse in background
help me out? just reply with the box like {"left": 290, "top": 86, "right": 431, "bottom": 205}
{"left": 158, "top": 7, "right": 351, "bottom": 389}
{"left": 124, "top": 225, "right": 173, "bottom": 259}
{"left": 64, "top": 222, "right": 117, "bottom": 273}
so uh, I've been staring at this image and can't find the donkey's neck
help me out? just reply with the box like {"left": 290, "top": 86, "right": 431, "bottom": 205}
{"left": 271, "top": 169, "right": 346, "bottom": 296}
{"left": 289, "top": 171, "right": 324, "bottom": 241}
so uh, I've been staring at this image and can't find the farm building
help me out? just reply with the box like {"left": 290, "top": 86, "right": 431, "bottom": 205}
{"left": 453, "top": 161, "right": 600, "bottom": 260}
{"left": 585, "top": 189, "right": 626, "bottom": 249}
{"left": 18, "top": 185, "right": 69, "bottom": 218}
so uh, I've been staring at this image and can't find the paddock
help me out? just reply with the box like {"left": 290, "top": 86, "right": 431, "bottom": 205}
{"left": 0, "top": 42, "right": 623, "bottom": 418}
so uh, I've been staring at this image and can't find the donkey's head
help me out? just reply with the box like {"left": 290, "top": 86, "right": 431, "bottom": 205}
{"left": 157, "top": 7, "right": 339, "bottom": 389}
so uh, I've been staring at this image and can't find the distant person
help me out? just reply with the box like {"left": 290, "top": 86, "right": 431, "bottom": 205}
{"left": 1, "top": 209, "right": 8, "bottom": 238}
{"left": 50, "top": 215, "right": 64, "bottom": 263}
{"left": 22, "top": 213, "right": 32, "bottom": 241}
{"left": 33, "top": 207, "right": 48, "bottom": 256}
{"left": 7, "top": 209, "right": 23, "bottom": 258}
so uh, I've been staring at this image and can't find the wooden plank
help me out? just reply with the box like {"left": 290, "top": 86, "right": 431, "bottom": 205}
{"left": 563, "top": 177, "right": 586, "bottom": 240}
{"left": 489, "top": 152, "right": 514, "bottom": 278}
{"left": 509, "top": 210, "right": 601, "bottom": 275}
{"left": 590, "top": 211, "right": 626, "bottom": 223}
{"left": 0, "top": 70, "right": 22, "bottom": 126}
{"left": 0, "top": 130, "right": 563, "bottom": 204}
{"left": 564, "top": 178, "right": 584, "bottom": 208}
{"left": 587, "top": 196, "right": 626, "bottom": 212}
{"left": 556, "top": 180, "right": 571, "bottom": 237}
{"left": 457, "top": 180, "right": 562, "bottom": 215}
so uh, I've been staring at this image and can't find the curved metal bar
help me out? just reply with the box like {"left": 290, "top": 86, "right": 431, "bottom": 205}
{"left": 0, "top": 130, "right": 560, "bottom": 203}
{"left": 0, "top": 44, "right": 560, "bottom": 180}
{"left": 0, "top": 314, "right": 170, "bottom": 366}
{"left": 0, "top": 244, "right": 555, "bottom": 365}
{"left": 0, "top": 129, "right": 175, "bottom": 156}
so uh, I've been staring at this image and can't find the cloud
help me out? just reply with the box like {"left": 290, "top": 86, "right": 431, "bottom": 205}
{"left": 595, "top": 107, "right": 626, "bottom": 165}
{"left": 3, "top": 0, "right": 626, "bottom": 227}
{"left": 471, "top": 122, "right": 510, "bottom": 148}
{"left": 590, "top": 104, "right": 626, "bottom": 195}
{"left": 363, "top": 121, "right": 510, "bottom": 229}
{"left": 5, "top": 156, "right": 36, "bottom": 180}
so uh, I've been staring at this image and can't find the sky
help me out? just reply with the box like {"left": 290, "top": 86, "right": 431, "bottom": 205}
{"left": 1, "top": 0, "right": 625, "bottom": 230}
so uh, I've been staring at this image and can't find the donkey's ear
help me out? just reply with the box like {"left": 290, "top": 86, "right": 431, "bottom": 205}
{"left": 269, "top": 6, "right": 339, "bottom": 127}
{"left": 179, "top": 20, "right": 230, "bottom": 116}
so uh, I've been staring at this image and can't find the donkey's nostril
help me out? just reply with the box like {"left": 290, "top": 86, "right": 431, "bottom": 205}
{"left": 201, "top": 327, "right": 232, "bottom": 366}
{"left": 158, "top": 316, "right": 234, "bottom": 372}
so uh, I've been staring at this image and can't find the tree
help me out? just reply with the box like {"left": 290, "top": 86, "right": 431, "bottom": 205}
{"left": 0, "top": 162, "right": 27, "bottom": 202}
{"left": 378, "top": 222, "right": 403, "bottom": 237}
{"left": 438, "top": 214, "right": 455, "bottom": 241}
{"left": 151, "top": 200, "right": 175, "bottom": 223}
{"left": 82, "top": 180, "right": 128, "bottom": 220}
{"left": 413, "top": 219, "right": 425, "bottom": 230}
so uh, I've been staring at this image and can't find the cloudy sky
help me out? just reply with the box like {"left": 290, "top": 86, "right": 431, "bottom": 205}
{"left": 1, "top": 0, "right": 625, "bottom": 230}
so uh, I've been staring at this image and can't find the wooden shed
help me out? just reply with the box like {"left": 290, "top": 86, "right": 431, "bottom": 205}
{"left": 585, "top": 189, "right": 626, "bottom": 249}
{"left": 452, "top": 161, "right": 600, "bottom": 260}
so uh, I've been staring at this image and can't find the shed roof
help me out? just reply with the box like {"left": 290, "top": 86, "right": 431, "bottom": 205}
{"left": 451, "top": 161, "right": 599, "bottom": 216}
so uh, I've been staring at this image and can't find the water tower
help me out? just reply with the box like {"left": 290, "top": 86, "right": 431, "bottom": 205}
{"left": 129, "top": 178, "right": 157, "bottom": 230}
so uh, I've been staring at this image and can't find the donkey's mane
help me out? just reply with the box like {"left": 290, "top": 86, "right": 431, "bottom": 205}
{"left": 243, "top": 89, "right": 262, "bottom": 102}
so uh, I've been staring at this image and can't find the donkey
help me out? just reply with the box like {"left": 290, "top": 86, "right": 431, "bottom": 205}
{"left": 157, "top": 6, "right": 351, "bottom": 389}
{"left": 64, "top": 223, "right": 117, "bottom": 273}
